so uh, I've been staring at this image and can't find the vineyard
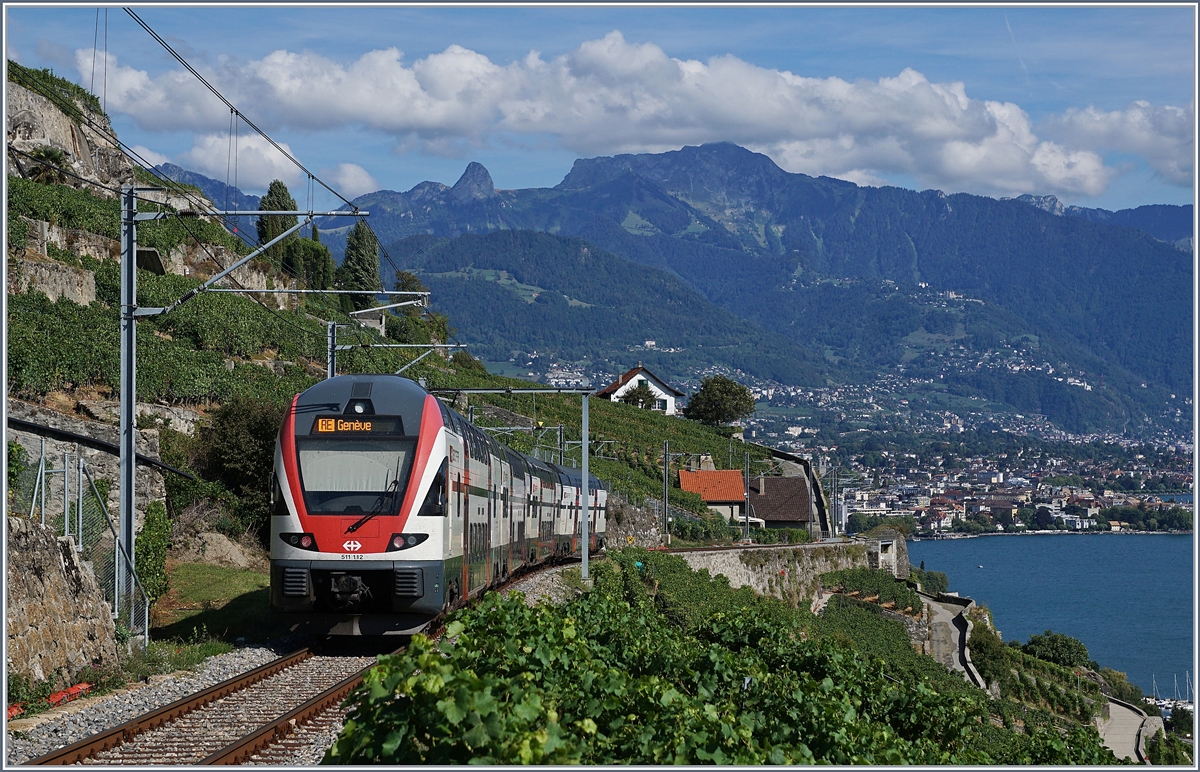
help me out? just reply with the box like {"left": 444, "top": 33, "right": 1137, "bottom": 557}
{"left": 967, "top": 618, "right": 1105, "bottom": 723}
{"left": 819, "top": 567, "right": 922, "bottom": 614}
{"left": 327, "top": 550, "right": 1118, "bottom": 765}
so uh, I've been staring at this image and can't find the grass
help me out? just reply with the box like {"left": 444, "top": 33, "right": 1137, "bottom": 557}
{"left": 151, "top": 561, "right": 292, "bottom": 644}
{"left": 6, "top": 634, "right": 233, "bottom": 721}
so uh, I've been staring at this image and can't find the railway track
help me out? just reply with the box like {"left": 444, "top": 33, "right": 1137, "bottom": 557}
{"left": 25, "top": 558, "right": 576, "bottom": 766}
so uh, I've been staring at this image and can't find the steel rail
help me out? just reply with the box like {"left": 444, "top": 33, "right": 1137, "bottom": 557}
{"left": 26, "top": 648, "right": 313, "bottom": 765}
{"left": 200, "top": 659, "right": 382, "bottom": 765}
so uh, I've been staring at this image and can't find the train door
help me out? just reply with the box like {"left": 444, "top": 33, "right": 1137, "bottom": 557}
{"left": 456, "top": 470, "right": 466, "bottom": 603}
{"left": 501, "top": 486, "right": 510, "bottom": 579}
{"left": 487, "top": 457, "right": 495, "bottom": 581}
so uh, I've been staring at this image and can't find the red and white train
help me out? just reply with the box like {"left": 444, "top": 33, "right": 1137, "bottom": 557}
{"left": 269, "top": 374, "right": 606, "bottom": 634}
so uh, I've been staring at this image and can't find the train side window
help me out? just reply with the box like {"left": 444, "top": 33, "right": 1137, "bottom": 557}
{"left": 270, "top": 472, "right": 288, "bottom": 516}
{"left": 419, "top": 459, "right": 449, "bottom": 517}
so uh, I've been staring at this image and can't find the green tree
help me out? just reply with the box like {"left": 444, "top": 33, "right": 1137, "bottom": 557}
{"left": 683, "top": 375, "right": 755, "bottom": 425}
{"left": 193, "top": 396, "right": 287, "bottom": 538}
{"left": 338, "top": 220, "right": 382, "bottom": 311}
{"left": 394, "top": 270, "right": 427, "bottom": 318}
{"left": 621, "top": 381, "right": 657, "bottom": 410}
{"left": 283, "top": 238, "right": 336, "bottom": 290}
{"left": 256, "top": 180, "right": 298, "bottom": 264}
{"left": 311, "top": 223, "right": 320, "bottom": 244}
{"left": 1022, "top": 630, "right": 1091, "bottom": 668}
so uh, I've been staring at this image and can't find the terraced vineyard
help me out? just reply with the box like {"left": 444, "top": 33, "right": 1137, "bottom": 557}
{"left": 327, "top": 550, "right": 1119, "bottom": 765}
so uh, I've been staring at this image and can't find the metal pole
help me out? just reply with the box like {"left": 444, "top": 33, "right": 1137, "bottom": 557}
{"left": 118, "top": 184, "right": 137, "bottom": 595}
{"left": 41, "top": 446, "right": 48, "bottom": 524}
{"left": 558, "top": 425, "right": 564, "bottom": 465}
{"left": 581, "top": 394, "right": 589, "bottom": 581}
{"left": 744, "top": 452, "right": 751, "bottom": 542}
{"left": 62, "top": 452, "right": 70, "bottom": 539}
{"left": 326, "top": 321, "right": 337, "bottom": 379}
{"left": 663, "top": 440, "right": 669, "bottom": 545}
{"left": 77, "top": 453, "right": 85, "bottom": 551}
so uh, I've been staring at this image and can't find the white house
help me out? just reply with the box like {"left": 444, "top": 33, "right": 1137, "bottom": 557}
{"left": 595, "top": 363, "right": 684, "bottom": 415}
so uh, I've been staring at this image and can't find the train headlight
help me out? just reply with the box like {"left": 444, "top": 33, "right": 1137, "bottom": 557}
{"left": 386, "top": 533, "right": 429, "bottom": 551}
{"left": 281, "top": 532, "right": 319, "bottom": 551}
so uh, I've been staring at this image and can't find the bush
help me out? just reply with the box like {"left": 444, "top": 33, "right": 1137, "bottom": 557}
{"left": 193, "top": 397, "right": 287, "bottom": 540}
{"left": 136, "top": 501, "right": 171, "bottom": 602}
{"left": 8, "top": 440, "right": 28, "bottom": 492}
{"left": 1022, "top": 630, "right": 1090, "bottom": 669}
{"left": 1099, "top": 667, "right": 1147, "bottom": 705}
{"left": 909, "top": 566, "right": 950, "bottom": 594}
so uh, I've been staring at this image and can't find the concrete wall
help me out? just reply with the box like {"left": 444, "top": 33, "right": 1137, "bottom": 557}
{"left": 866, "top": 529, "right": 910, "bottom": 580}
{"left": 6, "top": 517, "right": 119, "bottom": 685}
{"left": 681, "top": 542, "right": 871, "bottom": 607}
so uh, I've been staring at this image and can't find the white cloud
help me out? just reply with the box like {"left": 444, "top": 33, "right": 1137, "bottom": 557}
{"left": 77, "top": 34, "right": 1192, "bottom": 199}
{"left": 320, "top": 163, "right": 379, "bottom": 199}
{"left": 179, "top": 133, "right": 304, "bottom": 191}
{"left": 74, "top": 49, "right": 229, "bottom": 132}
{"left": 129, "top": 145, "right": 170, "bottom": 167}
{"left": 1040, "top": 101, "right": 1194, "bottom": 186}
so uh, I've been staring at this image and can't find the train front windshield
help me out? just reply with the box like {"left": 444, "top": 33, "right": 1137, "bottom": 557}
{"left": 296, "top": 438, "right": 417, "bottom": 515}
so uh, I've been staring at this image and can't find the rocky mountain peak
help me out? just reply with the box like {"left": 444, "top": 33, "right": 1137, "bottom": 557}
{"left": 450, "top": 161, "right": 495, "bottom": 203}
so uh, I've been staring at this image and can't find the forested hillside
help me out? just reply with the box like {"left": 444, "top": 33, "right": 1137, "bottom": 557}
{"left": 387, "top": 230, "right": 836, "bottom": 386}
{"left": 311, "top": 142, "right": 1191, "bottom": 437}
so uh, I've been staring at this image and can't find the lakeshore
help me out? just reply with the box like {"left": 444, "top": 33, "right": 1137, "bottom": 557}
{"left": 910, "top": 529, "right": 1193, "bottom": 540}
{"left": 907, "top": 533, "right": 1194, "bottom": 695}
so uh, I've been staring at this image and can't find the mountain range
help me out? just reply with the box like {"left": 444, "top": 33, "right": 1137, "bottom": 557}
{"left": 166, "top": 145, "right": 1192, "bottom": 437}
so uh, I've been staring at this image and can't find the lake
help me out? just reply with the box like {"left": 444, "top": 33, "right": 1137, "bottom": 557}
{"left": 907, "top": 533, "right": 1194, "bottom": 696}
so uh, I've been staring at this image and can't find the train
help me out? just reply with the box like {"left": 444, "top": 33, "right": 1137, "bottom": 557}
{"left": 268, "top": 374, "right": 607, "bottom": 634}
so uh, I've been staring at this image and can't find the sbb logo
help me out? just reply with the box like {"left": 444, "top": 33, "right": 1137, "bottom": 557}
{"left": 342, "top": 540, "right": 363, "bottom": 552}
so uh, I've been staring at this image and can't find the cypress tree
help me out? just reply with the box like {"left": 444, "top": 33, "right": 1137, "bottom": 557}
{"left": 256, "top": 180, "right": 298, "bottom": 264}
{"left": 339, "top": 220, "right": 382, "bottom": 311}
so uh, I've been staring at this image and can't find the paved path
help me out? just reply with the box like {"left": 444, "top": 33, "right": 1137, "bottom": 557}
{"left": 1097, "top": 700, "right": 1146, "bottom": 763}
{"left": 924, "top": 597, "right": 969, "bottom": 676}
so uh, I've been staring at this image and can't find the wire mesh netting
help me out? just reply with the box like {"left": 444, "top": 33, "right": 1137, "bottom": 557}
{"left": 11, "top": 452, "right": 150, "bottom": 643}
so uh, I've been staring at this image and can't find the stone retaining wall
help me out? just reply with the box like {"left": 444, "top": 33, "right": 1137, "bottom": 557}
{"left": 681, "top": 541, "right": 871, "bottom": 607}
{"left": 604, "top": 498, "right": 662, "bottom": 549}
{"left": 6, "top": 517, "right": 119, "bottom": 685}
{"left": 7, "top": 255, "right": 96, "bottom": 305}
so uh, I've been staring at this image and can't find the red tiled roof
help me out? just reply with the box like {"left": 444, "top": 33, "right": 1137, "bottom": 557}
{"left": 679, "top": 469, "right": 745, "bottom": 503}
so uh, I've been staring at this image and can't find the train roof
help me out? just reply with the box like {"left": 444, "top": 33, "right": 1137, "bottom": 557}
{"left": 292, "top": 374, "right": 430, "bottom": 436}
{"left": 548, "top": 462, "right": 605, "bottom": 490}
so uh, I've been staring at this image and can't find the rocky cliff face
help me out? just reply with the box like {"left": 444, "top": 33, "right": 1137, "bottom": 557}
{"left": 6, "top": 81, "right": 134, "bottom": 196}
{"left": 6, "top": 517, "right": 119, "bottom": 685}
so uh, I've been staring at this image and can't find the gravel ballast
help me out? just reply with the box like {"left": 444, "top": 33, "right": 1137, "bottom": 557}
{"left": 5, "top": 645, "right": 284, "bottom": 766}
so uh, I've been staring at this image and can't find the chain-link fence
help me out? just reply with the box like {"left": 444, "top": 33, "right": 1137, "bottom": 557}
{"left": 11, "top": 445, "right": 150, "bottom": 645}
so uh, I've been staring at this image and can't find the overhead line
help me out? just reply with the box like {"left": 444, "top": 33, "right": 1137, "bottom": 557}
{"left": 123, "top": 7, "right": 356, "bottom": 212}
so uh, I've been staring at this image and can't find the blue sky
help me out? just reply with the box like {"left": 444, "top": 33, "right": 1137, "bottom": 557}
{"left": 5, "top": 5, "right": 1194, "bottom": 211}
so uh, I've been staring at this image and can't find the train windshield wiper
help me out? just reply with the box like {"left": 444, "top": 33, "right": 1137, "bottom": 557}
{"left": 346, "top": 459, "right": 402, "bottom": 534}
